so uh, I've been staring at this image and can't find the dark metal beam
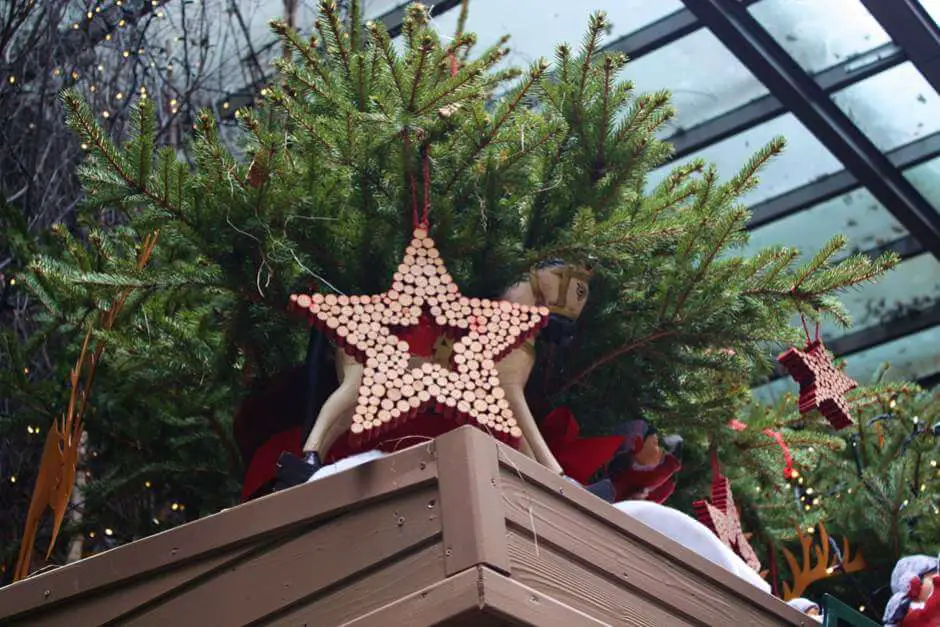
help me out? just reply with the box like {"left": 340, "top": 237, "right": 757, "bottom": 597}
{"left": 748, "top": 131, "right": 940, "bottom": 229}
{"left": 601, "top": 0, "right": 760, "bottom": 62}
{"left": 859, "top": 0, "right": 940, "bottom": 95}
{"left": 380, "top": 0, "right": 464, "bottom": 38}
{"left": 668, "top": 43, "right": 903, "bottom": 161}
{"left": 682, "top": 0, "right": 940, "bottom": 261}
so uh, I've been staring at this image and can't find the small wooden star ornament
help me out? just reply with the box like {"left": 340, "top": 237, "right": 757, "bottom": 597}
{"left": 778, "top": 340, "right": 857, "bottom": 430}
{"left": 693, "top": 468, "right": 761, "bottom": 572}
{"left": 290, "top": 227, "right": 549, "bottom": 447}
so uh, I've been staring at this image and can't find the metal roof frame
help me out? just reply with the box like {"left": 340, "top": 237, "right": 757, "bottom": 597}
{"left": 681, "top": 0, "right": 940, "bottom": 263}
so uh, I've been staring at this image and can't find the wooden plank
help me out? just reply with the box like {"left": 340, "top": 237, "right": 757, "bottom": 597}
{"left": 120, "top": 486, "right": 441, "bottom": 626}
{"left": 0, "top": 442, "right": 438, "bottom": 620}
{"left": 340, "top": 566, "right": 482, "bottom": 627}
{"left": 500, "top": 471, "right": 802, "bottom": 626}
{"left": 478, "top": 566, "right": 610, "bottom": 627}
{"left": 264, "top": 541, "right": 447, "bottom": 626}
{"left": 3, "top": 544, "right": 258, "bottom": 627}
{"left": 505, "top": 530, "right": 691, "bottom": 627}
{"left": 435, "top": 427, "right": 511, "bottom": 576}
{"left": 496, "top": 444, "right": 806, "bottom": 624}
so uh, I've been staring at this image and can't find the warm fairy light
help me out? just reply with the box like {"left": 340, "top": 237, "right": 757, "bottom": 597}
{"left": 808, "top": 447, "right": 815, "bottom": 453}
{"left": 115, "top": 92, "right": 123, "bottom": 100}
{"left": 81, "top": 143, "right": 89, "bottom": 150}
{"left": 122, "top": 50, "right": 130, "bottom": 58}
{"left": 71, "top": 71, "right": 79, "bottom": 80}
{"left": 105, "top": 34, "right": 112, "bottom": 41}
{"left": 157, "top": 11, "right": 164, "bottom": 17}
{"left": 8, "top": 277, "right": 14, "bottom": 285}
{"left": 95, "top": 6, "right": 101, "bottom": 12}
{"left": 89, "top": 531, "right": 96, "bottom": 538}
{"left": 72, "top": 23, "right": 79, "bottom": 29}
{"left": 222, "top": 101, "right": 230, "bottom": 109}
{"left": 826, "top": 566, "right": 835, "bottom": 574}
{"left": 89, "top": 85, "right": 97, "bottom": 92}
{"left": 804, "top": 505, "right": 811, "bottom": 511}
{"left": 102, "top": 110, "right": 110, "bottom": 119}
{"left": 921, "top": 483, "right": 927, "bottom": 492}
{"left": 171, "top": 502, "right": 179, "bottom": 511}
{"left": 755, "top": 485, "right": 761, "bottom": 492}
{"left": 791, "top": 470, "right": 800, "bottom": 479}
{"left": 145, "top": 480, "right": 152, "bottom": 488}
{"left": 932, "top": 460, "right": 938, "bottom": 467}
{"left": 98, "top": 64, "right": 104, "bottom": 72}
{"left": 9, "top": 476, "right": 16, "bottom": 483}
{"left": 152, "top": 518, "right": 159, "bottom": 525}
{"left": 806, "top": 488, "right": 814, "bottom": 495}
{"left": 7, "top": 76, "right": 15, "bottom": 84}
{"left": 170, "top": 107, "right": 178, "bottom": 114}
{"left": 168, "top": 63, "right": 174, "bottom": 70}
{"left": 23, "top": 367, "right": 28, "bottom": 374}
{"left": 903, "top": 499, "right": 910, "bottom": 507}
{"left": 859, "top": 606, "right": 866, "bottom": 613}
{"left": 798, "top": 477, "right": 804, "bottom": 485}
{"left": 52, "top": 68, "right": 61, "bottom": 76}
{"left": 169, "top": 98, "right": 177, "bottom": 107}
{"left": 104, "top": 528, "right": 113, "bottom": 536}
{"left": 807, "top": 526, "right": 814, "bottom": 534}
{"left": 259, "top": 88, "right": 269, "bottom": 96}
{"left": 86, "top": 11, "right": 92, "bottom": 18}
{"left": 118, "top": 19, "right": 126, "bottom": 26}
{"left": 914, "top": 416, "right": 920, "bottom": 424}
{"left": 889, "top": 396, "right": 898, "bottom": 409}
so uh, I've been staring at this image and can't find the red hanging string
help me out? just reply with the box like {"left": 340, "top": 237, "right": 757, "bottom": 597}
{"left": 800, "top": 314, "right": 812, "bottom": 345}
{"left": 448, "top": 51, "right": 459, "bottom": 77}
{"left": 762, "top": 428, "right": 795, "bottom": 480}
{"left": 709, "top": 447, "right": 721, "bottom": 479}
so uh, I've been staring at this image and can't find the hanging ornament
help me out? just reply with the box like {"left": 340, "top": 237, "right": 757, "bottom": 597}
{"left": 693, "top": 451, "right": 762, "bottom": 572}
{"left": 778, "top": 321, "right": 857, "bottom": 430}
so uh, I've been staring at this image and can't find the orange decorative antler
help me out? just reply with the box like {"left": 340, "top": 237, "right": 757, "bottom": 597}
{"left": 782, "top": 522, "right": 866, "bottom": 600}
{"left": 13, "top": 231, "right": 159, "bottom": 581}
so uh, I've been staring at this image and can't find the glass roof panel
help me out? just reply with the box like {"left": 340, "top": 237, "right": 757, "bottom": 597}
{"left": 831, "top": 62, "right": 940, "bottom": 152}
{"left": 426, "top": 0, "right": 683, "bottom": 71}
{"left": 741, "top": 187, "right": 907, "bottom": 263}
{"left": 625, "top": 29, "right": 768, "bottom": 134}
{"left": 364, "top": 0, "right": 409, "bottom": 19}
{"left": 904, "top": 156, "right": 940, "bottom": 214}
{"left": 750, "top": 0, "right": 892, "bottom": 73}
{"left": 754, "top": 324, "right": 940, "bottom": 403}
{"left": 649, "top": 114, "right": 844, "bottom": 206}
{"left": 919, "top": 0, "right": 940, "bottom": 27}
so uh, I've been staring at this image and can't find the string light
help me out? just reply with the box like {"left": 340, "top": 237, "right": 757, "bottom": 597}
{"left": 105, "top": 34, "right": 112, "bottom": 41}
{"left": 98, "top": 64, "right": 104, "bottom": 72}
{"left": 889, "top": 396, "right": 898, "bottom": 409}
{"left": 71, "top": 71, "right": 79, "bottom": 80}
{"left": 72, "top": 23, "right": 79, "bottom": 30}
{"left": 152, "top": 518, "right": 160, "bottom": 525}
{"left": 81, "top": 143, "right": 89, "bottom": 150}
{"left": 144, "top": 480, "right": 152, "bottom": 488}
{"left": 23, "top": 367, "right": 29, "bottom": 374}
{"left": 115, "top": 92, "right": 124, "bottom": 100}
{"left": 9, "top": 476, "right": 16, "bottom": 484}
{"left": 7, "top": 75, "right": 15, "bottom": 84}
{"left": 86, "top": 11, "right": 92, "bottom": 18}
{"left": 920, "top": 483, "right": 927, "bottom": 492}
{"left": 102, "top": 110, "right": 110, "bottom": 119}
{"left": 806, "top": 488, "right": 814, "bottom": 495}
{"left": 89, "top": 531, "right": 96, "bottom": 538}
{"left": 8, "top": 277, "right": 14, "bottom": 285}
{"left": 171, "top": 502, "right": 179, "bottom": 511}
{"left": 122, "top": 50, "right": 130, "bottom": 58}
{"left": 826, "top": 566, "right": 835, "bottom": 574}
{"left": 222, "top": 101, "right": 230, "bottom": 110}
{"left": 808, "top": 447, "right": 815, "bottom": 453}
{"left": 104, "top": 528, "right": 113, "bottom": 536}
{"left": 859, "top": 605, "right": 866, "bottom": 613}
{"left": 932, "top": 460, "right": 938, "bottom": 467}
{"left": 118, "top": 19, "right": 126, "bottom": 27}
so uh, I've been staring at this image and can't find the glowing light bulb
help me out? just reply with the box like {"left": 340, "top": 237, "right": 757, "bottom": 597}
{"left": 89, "top": 531, "right": 96, "bottom": 538}
{"left": 7, "top": 76, "right": 15, "bottom": 84}
{"left": 806, "top": 488, "right": 814, "bottom": 495}
{"left": 102, "top": 110, "right": 110, "bottom": 119}
{"left": 145, "top": 480, "right": 152, "bottom": 488}
{"left": 171, "top": 502, "right": 179, "bottom": 511}
{"left": 104, "top": 528, "right": 113, "bottom": 536}
{"left": 9, "top": 476, "right": 16, "bottom": 483}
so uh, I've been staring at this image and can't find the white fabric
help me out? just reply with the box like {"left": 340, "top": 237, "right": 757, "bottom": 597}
{"left": 613, "top": 500, "right": 771, "bottom": 593}
{"left": 305, "top": 450, "right": 389, "bottom": 483}
{"left": 787, "top": 598, "right": 823, "bottom": 622}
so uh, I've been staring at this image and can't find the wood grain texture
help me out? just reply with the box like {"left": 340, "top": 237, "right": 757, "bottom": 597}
{"left": 340, "top": 566, "right": 483, "bottom": 626}
{"left": 119, "top": 486, "right": 442, "bottom": 626}
{"left": 477, "top": 565, "right": 610, "bottom": 627}
{"left": 0, "top": 442, "right": 438, "bottom": 621}
{"left": 496, "top": 444, "right": 807, "bottom": 625}
{"left": 505, "top": 528, "right": 692, "bottom": 627}
{"left": 436, "top": 427, "right": 511, "bottom": 576}
{"left": 265, "top": 541, "right": 447, "bottom": 626}
{"left": 500, "top": 472, "right": 802, "bottom": 626}
{"left": 3, "top": 544, "right": 258, "bottom": 627}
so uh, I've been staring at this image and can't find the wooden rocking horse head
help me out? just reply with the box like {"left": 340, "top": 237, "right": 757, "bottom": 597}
{"left": 502, "top": 260, "right": 593, "bottom": 347}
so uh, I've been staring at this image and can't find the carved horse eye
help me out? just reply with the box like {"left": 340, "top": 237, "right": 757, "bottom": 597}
{"left": 575, "top": 281, "right": 587, "bottom": 302}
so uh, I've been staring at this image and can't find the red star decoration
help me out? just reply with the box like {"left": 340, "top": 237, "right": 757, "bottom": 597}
{"left": 693, "top": 472, "right": 761, "bottom": 572}
{"left": 290, "top": 227, "right": 549, "bottom": 447}
{"left": 778, "top": 340, "right": 857, "bottom": 430}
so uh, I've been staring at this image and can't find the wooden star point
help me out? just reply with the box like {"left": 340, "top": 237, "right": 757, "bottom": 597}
{"left": 778, "top": 340, "right": 857, "bottom": 429}
{"left": 290, "top": 228, "right": 549, "bottom": 446}
{"left": 694, "top": 474, "right": 761, "bottom": 572}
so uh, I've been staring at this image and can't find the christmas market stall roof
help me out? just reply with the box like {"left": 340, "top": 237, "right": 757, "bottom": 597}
{"left": 0, "top": 427, "right": 809, "bottom": 626}
{"left": 218, "top": 0, "right": 940, "bottom": 393}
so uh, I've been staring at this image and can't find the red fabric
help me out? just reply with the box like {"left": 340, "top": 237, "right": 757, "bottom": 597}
{"left": 541, "top": 407, "right": 626, "bottom": 484}
{"left": 902, "top": 576, "right": 940, "bottom": 627}
{"left": 241, "top": 411, "right": 520, "bottom": 501}
{"left": 611, "top": 452, "right": 681, "bottom": 501}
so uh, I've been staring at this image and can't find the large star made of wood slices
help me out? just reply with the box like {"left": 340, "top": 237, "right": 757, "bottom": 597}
{"left": 693, "top": 473, "right": 761, "bottom": 572}
{"left": 778, "top": 340, "right": 858, "bottom": 430}
{"left": 290, "top": 227, "right": 549, "bottom": 447}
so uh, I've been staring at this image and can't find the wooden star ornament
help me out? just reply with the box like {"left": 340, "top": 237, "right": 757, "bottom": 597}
{"left": 778, "top": 340, "right": 857, "bottom": 430}
{"left": 290, "top": 227, "right": 549, "bottom": 447}
{"left": 693, "top": 471, "right": 761, "bottom": 572}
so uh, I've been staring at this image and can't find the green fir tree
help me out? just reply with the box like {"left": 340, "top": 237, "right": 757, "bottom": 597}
{"left": 1, "top": 1, "right": 899, "bottom": 577}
